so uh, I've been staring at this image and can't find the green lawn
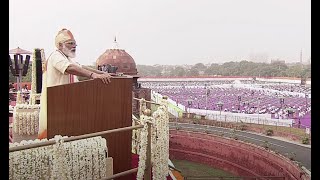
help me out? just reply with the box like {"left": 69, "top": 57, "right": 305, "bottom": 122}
{"left": 172, "top": 159, "right": 235, "bottom": 178}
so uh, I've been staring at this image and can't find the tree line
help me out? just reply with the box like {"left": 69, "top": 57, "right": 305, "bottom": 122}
{"left": 136, "top": 61, "right": 311, "bottom": 78}
{"left": 9, "top": 61, "right": 311, "bottom": 83}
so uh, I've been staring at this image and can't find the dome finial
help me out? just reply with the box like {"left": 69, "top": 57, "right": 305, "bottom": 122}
{"left": 113, "top": 36, "right": 119, "bottom": 49}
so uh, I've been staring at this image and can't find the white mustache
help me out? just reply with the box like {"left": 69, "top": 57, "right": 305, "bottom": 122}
{"left": 62, "top": 46, "right": 76, "bottom": 58}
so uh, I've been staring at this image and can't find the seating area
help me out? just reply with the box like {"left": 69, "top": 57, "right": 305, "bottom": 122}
{"left": 9, "top": 79, "right": 311, "bottom": 143}
{"left": 141, "top": 80, "right": 311, "bottom": 129}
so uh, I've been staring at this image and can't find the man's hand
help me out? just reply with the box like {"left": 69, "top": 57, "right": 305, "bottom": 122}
{"left": 92, "top": 73, "right": 112, "bottom": 84}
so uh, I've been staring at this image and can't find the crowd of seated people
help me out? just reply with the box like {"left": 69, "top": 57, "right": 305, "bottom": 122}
{"left": 140, "top": 80, "right": 239, "bottom": 89}
{"left": 259, "top": 84, "right": 311, "bottom": 94}
{"left": 140, "top": 80, "right": 311, "bottom": 128}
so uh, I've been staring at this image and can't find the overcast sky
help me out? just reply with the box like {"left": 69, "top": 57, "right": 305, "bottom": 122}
{"left": 9, "top": 0, "right": 311, "bottom": 65}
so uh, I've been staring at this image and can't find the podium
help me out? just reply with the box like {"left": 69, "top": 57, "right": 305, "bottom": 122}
{"left": 47, "top": 77, "right": 133, "bottom": 179}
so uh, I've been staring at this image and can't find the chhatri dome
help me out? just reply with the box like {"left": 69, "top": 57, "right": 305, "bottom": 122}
{"left": 96, "top": 37, "right": 138, "bottom": 75}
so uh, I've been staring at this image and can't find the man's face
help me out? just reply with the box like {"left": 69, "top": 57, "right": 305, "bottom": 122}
{"left": 61, "top": 40, "right": 77, "bottom": 58}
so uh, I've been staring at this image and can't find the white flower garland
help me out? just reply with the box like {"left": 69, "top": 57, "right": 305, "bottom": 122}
{"left": 18, "top": 112, "right": 23, "bottom": 135}
{"left": 132, "top": 115, "right": 141, "bottom": 154}
{"left": 132, "top": 99, "right": 147, "bottom": 155}
{"left": 151, "top": 98, "right": 170, "bottom": 180}
{"left": 15, "top": 104, "right": 40, "bottom": 109}
{"left": 64, "top": 138, "right": 73, "bottom": 179}
{"left": 136, "top": 114, "right": 152, "bottom": 180}
{"left": 29, "top": 93, "right": 41, "bottom": 105}
{"left": 34, "top": 111, "right": 39, "bottom": 134}
{"left": 13, "top": 108, "right": 18, "bottom": 133}
{"left": 38, "top": 138, "right": 50, "bottom": 179}
{"left": 25, "top": 112, "right": 31, "bottom": 135}
{"left": 30, "top": 112, "right": 35, "bottom": 135}
{"left": 13, "top": 110, "right": 40, "bottom": 135}
{"left": 16, "top": 91, "right": 24, "bottom": 104}
{"left": 99, "top": 137, "right": 107, "bottom": 179}
{"left": 52, "top": 135, "right": 70, "bottom": 179}
{"left": 71, "top": 140, "right": 79, "bottom": 179}
{"left": 135, "top": 98, "right": 170, "bottom": 180}
{"left": 31, "top": 50, "right": 37, "bottom": 94}
{"left": 132, "top": 118, "right": 137, "bottom": 154}
{"left": 9, "top": 136, "right": 108, "bottom": 180}
{"left": 91, "top": 137, "right": 100, "bottom": 179}
{"left": 9, "top": 143, "right": 17, "bottom": 180}
{"left": 139, "top": 98, "right": 147, "bottom": 116}
{"left": 32, "top": 139, "right": 42, "bottom": 179}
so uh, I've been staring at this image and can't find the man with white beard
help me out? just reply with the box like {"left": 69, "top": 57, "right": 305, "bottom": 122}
{"left": 46, "top": 28, "right": 111, "bottom": 87}
{"left": 38, "top": 28, "right": 112, "bottom": 139}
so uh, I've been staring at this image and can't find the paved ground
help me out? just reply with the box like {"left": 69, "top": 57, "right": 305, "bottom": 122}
{"left": 169, "top": 122, "right": 311, "bottom": 172}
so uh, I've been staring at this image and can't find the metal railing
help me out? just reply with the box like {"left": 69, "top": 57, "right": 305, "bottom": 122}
{"left": 10, "top": 97, "right": 168, "bottom": 180}
{"left": 133, "top": 97, "right": 161, "bottom": 106}
{"left": 9, "top": 124, "right": 151, "bottom": 180}
{"left": 9, "top": 125, "right": 143, "bottom": 152}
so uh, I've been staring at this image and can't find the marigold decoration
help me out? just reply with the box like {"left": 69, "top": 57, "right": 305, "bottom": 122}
{"left": 9, "top": 136, "right": 108, "bottom": 180}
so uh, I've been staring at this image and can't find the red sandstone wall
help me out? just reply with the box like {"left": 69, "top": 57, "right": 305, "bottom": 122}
{"left": 169, "top": 130, "right": 310, "bottom": 180}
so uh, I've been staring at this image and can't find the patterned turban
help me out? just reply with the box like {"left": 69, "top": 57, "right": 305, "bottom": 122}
{"left": 55, "top": 28, "right": 75, "bottom": 48}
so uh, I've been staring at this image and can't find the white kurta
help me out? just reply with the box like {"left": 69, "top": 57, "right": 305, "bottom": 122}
{"left": 38, "top": 49, "right": 80, "bottom": 139}
{"left": 46, "top": 50, "right": 80, "bottom": 87}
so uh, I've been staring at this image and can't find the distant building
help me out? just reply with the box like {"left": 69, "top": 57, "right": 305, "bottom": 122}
{"left": 96, "top": 38, "right": 137, "bottom": 75}
{"left": 95, "top": 38, "right": 151, "bottom": 116}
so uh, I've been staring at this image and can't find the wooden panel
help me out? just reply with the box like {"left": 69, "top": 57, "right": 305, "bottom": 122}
{"left": 47, "top": 77, "right": 133, "bottom": 178}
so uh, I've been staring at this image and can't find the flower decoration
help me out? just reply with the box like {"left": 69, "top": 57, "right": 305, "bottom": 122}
{"left": 135, "top": 98, "right": 170, "bottom": 180}
{"left": 9, "top": 135, "right": 108, "bottom": 179}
